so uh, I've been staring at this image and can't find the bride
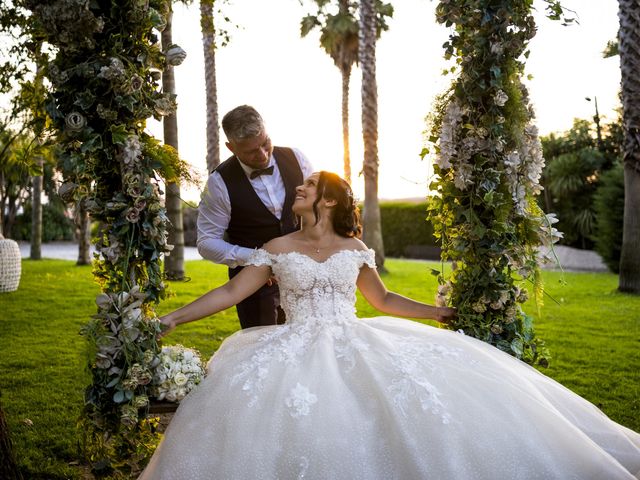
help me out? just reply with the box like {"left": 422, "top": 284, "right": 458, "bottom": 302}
{"left": 140, "top": 171, "right": 640, "bottom": 479}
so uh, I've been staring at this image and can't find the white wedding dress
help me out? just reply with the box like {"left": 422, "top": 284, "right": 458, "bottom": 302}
{"left": 140, "top": 249, "right": 640, "bottom": 479}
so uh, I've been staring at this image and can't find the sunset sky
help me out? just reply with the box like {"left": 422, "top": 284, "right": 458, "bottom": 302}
{"left": 148, "top": 0, "right": 621, "bottom": 202}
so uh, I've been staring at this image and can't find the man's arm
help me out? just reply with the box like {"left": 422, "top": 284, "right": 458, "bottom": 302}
{"left": 196, "top": 172, "right": 255, "bottom": 267}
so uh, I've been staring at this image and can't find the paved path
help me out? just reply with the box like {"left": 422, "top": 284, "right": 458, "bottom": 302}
{"left": 18, "top": 241, "right": 203, "bottom": 261}
{"left": 18, "top": 241, "right": 609, "bottom": 272}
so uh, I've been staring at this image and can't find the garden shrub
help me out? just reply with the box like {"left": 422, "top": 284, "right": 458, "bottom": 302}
{"left": 593, "top": 164, "right": 625, "bottom": 273}
{"left": 12, "top": 202, "right": 74, "bottom": 241}
{"left": 181, "top": 201, "right": 439, "bottom": 257}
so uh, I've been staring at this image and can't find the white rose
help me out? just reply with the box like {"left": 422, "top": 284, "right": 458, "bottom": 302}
{"left": 174, "top": 372, "right": 188, "bottom": 386}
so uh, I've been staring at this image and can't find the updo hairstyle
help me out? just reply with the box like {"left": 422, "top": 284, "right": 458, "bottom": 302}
{"left": 312, "top": 171, "right": 362, "bottom": 238}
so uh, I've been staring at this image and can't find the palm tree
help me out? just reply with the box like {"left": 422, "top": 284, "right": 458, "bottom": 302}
{"left": 617, "top": 0, "right": 640, "bottom": 294}
{"left": 301, "top": 0, "right": 392, "bottom": 185}
{"left": 301, "top": 1, "right": 357, "bottom": 184}
{"left": 359, "top": 0, "right": 385, "bottom": 269}
{"left": 201, "top": 0, "right": 221, "bottom": 172}
{"left": 162, "top": 7, "right": 185, "bottom": 281}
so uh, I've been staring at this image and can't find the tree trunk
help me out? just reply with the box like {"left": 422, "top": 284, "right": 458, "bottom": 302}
{"left": 162, "top": 9, "right": 185, "bottom": 281}
{"left": 617, "top": 0, "right": 640, "bottom": 293}
{"left": 30, "top": 157, "right": 43, "bottom": 260}
{"left": 619, "top": 164, "right": 640, "bottom": 292}
{"left": 76, "top": 201, "right": 91, "bottom": 265}
{"left": 4, "top": 194, "right": 18, "bottom": 239}
{"left": 201, "top": 0, "right": 221, "bottom": 173}
{"left": 0, "top": 171, "right": 5, "bottom": 238}
{"left": 341, "top": 65, "right": 352, "bottom": 185}
{"left": 359, "top": 0, "right": 385, "bottom": 269}
{"left": 0, "top": 395, "right": 22, "bottom": 480}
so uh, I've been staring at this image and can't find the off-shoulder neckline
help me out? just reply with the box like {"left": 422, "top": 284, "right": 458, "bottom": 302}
{"left": 255, "top": 248, "right": 374, "bottom": 265}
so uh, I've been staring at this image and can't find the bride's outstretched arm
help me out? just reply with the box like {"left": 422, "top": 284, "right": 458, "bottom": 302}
{"left": 356, "top": 264, "right": 456, "bottom": 324}
{"left": 159, "top": 265, "right": 272, "bottom": 334}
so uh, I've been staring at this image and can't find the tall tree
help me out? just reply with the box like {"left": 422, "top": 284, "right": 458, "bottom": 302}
{"left": 301, "top": 0, "right": 392, "bottom": 185}
{"left": 163, "top": 7, "right": 186, "bottom": 281}
{"left": 201, "top": 0, "right": 221, "bottom": 172}
{"left": 29, "top": 45, "right": 47, "bottom": 261}
{"left": 617, "top": 0, "right": 640, "bottom": 294}
{"left": 359, "top": 0, "right": 386, "bottom": 268}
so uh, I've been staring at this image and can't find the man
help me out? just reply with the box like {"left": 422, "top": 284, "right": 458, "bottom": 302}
{"left": 197, "top": 105, "right": 314, "bottom": 329}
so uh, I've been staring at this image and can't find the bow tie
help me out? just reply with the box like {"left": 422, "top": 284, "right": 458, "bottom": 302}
{"left": 249, "top": 165, "right": 274, "bottom": 179}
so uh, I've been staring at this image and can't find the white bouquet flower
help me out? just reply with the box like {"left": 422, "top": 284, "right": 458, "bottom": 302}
{"left": 152, "top": 344, "right": 205, "bottom": 403}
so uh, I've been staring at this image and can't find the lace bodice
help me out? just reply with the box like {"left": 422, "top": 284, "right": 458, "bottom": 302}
{"left": 233, "top": 248, "right": 460, "bottom": 423}
{"left": 245, "top": 248, "right": 376, "bottom": 325}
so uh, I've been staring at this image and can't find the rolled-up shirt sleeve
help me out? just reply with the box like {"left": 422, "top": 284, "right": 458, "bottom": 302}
{"left": 196, "top": 172, "right": 255, "bottom": 268}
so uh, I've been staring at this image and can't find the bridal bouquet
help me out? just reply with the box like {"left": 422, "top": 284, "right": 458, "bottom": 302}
{"left": 152, "top": 344, "right": 206, "bottom": 403}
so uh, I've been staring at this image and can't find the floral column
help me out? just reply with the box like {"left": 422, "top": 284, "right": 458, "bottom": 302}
{"left": 29, "top": 0, "right": 188, "bottom": 473}
{"left": 427, "top": 0, "right": 564, "bottom": 365}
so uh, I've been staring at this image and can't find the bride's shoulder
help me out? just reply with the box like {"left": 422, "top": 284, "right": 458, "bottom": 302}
{"left": 342, "top": 238, "right": 376, "bottom": 267}
{"left": 261, "top": 235, "right": 296, "bottom": 255}
{"left": 343, "top": 237, "right": 369, "bottom": 252}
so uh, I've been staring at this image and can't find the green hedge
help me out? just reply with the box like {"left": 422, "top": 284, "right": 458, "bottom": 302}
{"left": 182, "top": 201, "right": 440, "bottom": 259}
{"left": 12, "top": 203, "right": 75, "bottom": 242}
{"left": 379, "top": 201, "right": 439, "bottom": 259}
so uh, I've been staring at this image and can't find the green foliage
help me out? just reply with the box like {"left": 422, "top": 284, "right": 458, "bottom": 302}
{"left": 603, "top": 39, "right": 619, "bottom": 58}
{"left": 0, "top": 125, "right": 54, "bottom": 237}
{"left": 300, "top": 0, "right": 393, "bottom": 70}
{"left": 541, "top": 117, "right": 624, "bottom": 249}
{"left": 379, "top": 202, "right": 436, "bottom": 257}
{"left": 544, "top": 147, "right": 603, "bottom": 248}
{"left": 2, "top": 259, "right": 639, "bottom": 477}
{"left": 593, "top": 164, "right": 625, "bottom": 273}
{"left": 12, "top": 202, "right": 74, "bottom": 241}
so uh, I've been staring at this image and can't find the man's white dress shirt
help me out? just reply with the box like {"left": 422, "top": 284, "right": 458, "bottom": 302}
{"left": 197, "top": 148, "right": 314, "bottom": 268}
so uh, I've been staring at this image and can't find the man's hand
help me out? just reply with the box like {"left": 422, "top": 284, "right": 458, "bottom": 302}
{"left": 266, "top": 275, "right": 278, "bottom": 287}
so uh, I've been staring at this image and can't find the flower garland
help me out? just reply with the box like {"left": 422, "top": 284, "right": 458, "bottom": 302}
{"left": 426, "top": 0, "right": 568, "bottom": 366}
{"left": 28, "top": 0, "right": 189, "bottom": 474}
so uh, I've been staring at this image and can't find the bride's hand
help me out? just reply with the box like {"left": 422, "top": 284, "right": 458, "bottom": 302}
{"left": 435, "top": 306, "right": 457, "bottom": 325}
{"left": 158, "top": 315, "right": 176, "bottom": 338}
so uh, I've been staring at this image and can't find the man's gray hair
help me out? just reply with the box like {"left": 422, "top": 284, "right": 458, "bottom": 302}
{"left": 222, "top": 105, "right": 265, "bottom": 142}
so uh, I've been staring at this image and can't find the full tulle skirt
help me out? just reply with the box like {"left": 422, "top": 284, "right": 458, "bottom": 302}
{"left": 140, "top": 317, "right": 640, "bottom": 479}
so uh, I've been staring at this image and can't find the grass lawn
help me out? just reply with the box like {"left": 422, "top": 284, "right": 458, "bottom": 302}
{"left": 1, "top": 258, "right": 639, "bottom": 479}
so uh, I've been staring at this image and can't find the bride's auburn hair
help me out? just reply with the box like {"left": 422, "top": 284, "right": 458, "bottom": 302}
{"left": 312, "top": 171, "right": 362, "bottom": 238}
